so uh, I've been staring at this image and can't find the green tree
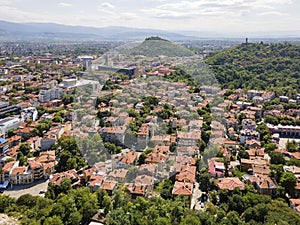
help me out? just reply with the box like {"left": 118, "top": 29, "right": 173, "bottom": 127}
{"left": 270, "top": 152, "right": 286, "bottom": 165}
{"left": 44, "top": 216, "right": 64, "bottom": 225}
{"left": 280, "top": 172, "right": 297, "bottom": 196}
{"left": 19, "top": 143, "right": 31, "bottom": 156}
{"left": 198, "top": 170, "right": 211, "bottom": 192}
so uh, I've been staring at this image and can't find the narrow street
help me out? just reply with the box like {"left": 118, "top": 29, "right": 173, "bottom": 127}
{"left": 191, "top": 182, "right": 204, "bottom": 210}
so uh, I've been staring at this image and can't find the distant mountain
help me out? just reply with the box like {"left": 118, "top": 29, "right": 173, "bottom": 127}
{"left": 0, "top": 20, "right": 197, "bottom": 41}
{"left": 125, "top": 36, "right": 194, "bottom": 57}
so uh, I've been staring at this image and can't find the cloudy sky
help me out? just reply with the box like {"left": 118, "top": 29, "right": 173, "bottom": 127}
{"left": 0, "top": 0, "right": 299, "bottom": 33}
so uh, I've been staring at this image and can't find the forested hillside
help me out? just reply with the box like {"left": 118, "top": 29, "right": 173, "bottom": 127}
{"left": 205, "top": 42, "right": 300, "bottom": 97}
{"left": 126, "top": 37, "right": 194, "bottom": 57}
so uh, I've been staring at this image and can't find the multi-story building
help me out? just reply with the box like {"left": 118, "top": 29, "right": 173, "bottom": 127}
{"left": 242, "top": 119, "right": 257, "bottom": 131}
{"left": 21, "top": 107, "right": 38, "bottom": 122}
{"left": 10, "top": 166, "right": 34, "bottom": 185}
{"left": 38, "top": 88, "right": 63, "bottom": 103}
{"left": 177, "top": 130, "right": 201, "bottom": 147}
{"left": 240, "top": 129, "right": 260, "bottom": 144}
{"left": 0, "top": 117, "right": 21, "bottom": 133}
{"left": 99, "top": 126, "right": 126, "bottom": 146}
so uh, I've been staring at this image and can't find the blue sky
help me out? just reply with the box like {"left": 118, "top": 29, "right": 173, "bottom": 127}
{"left": 0, "top": 0, "right": 299, "bottom": 33}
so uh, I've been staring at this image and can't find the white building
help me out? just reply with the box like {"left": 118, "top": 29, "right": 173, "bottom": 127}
{"left": 0, "top": 117, "right": 21, "bottom": 133}
{"left": 21, "top": 107, "right": 38, "bottom": 122}
{"left": 39, "top": 88, "right": 63, "bottom": 103}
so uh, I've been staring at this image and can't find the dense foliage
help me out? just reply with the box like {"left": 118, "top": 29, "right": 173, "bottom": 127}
{"left": 205, "top": 42, "right": 300, "bottom": 97}
{"left": 126, "top": 39, "right": 194, "bottom": 57}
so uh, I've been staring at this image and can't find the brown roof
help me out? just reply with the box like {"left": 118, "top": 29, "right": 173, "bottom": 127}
{"left": 153, "top": 145, "right": 170, "bottom": 155}
{"left": 252, "top": 165, "right": 270, "bottom": 175}
{"left": 145, "top": 153, "right": 166, "bottom": 164}
{"left": 217, "top": 177, "right": 245, "bottom": 191}
{"left": 138, "top": 163, "right": 157, "bottom": 175}
{"left": 83, "top": 168, "right": 97, "bottom": 179}
{"left": 49, "top": 169, "right": 78, "bottom": 185}
{"left": 100, "top": 180, "right": 117, "bottom": 191}
{"left": 117, "top": 151, "right": 138, "bottom": 165}
{"left": 175, "top": 155, "right": 196, "bottom": 166}
{"left": 108, "top": 169, "right": 128, "bottom": 179}
{"left": 177, "top": 131, "right": 201, "bottom": 140}
{"left": 176, "top": 166, "right": 196, "bottom": 183}
{"left": 172, "top": 181, "right": 193, "bottom": 196}
{"left": 249, "top": 175, "right": 277, "bottom": 190}
{"left": 127, "top": 184, "right": 147, "bottom": 195}
{"left": 11, "top": 166, "right": 27, "bottom": 175}
{"left": 292, "top": 152, "right": 300, "bottom": 160}
{"left": 88, "top": 174, "right": 104, "bottom": 187}
{"left": 1, "top": 161, "right": 16, "bottom": 173}
{"left": 247, "top": 148, "right": 265, "bottom": 157}
{"left": 135, "top": 175, "right": 154, "bottom": 186}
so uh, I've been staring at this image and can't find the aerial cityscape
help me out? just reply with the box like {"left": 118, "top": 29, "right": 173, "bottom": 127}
{"left": 0, "top": 1, "right": 300, "bottom": 225}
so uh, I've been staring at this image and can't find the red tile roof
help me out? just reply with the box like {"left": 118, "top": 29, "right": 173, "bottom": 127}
{"left": 172, "top": 181, "right": 193, "bottom": 196}
{"left": 217, "top": 177, "right": 245, "bottom": 190}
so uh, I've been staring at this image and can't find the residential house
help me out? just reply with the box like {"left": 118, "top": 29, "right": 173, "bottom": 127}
{"left": 100, "top": 180, "right": 118, "bottom": 195}
{"left": 87, "top": 174, "right": 104, "bottom": 192}
{"left": 10, "top": 166, "right": 34, "bottom": 185}
{"left": 241, "top": 157, "right": 269, "bottom": 172}
{"left": 289, "top": 199, "right": 300, "bottom": 213}
{"left": 208, "top": 160, "right": 225, "bottom": 178}
{"left": 107, "top": 169, "right": 128, "bottom": 183}
{"left": 172, "top": 181, "right": 193, "bottom": 199}
{"left": 175, "top": 165, "right": 196, "bottom": 183}
{"left": 240, "top": 129, "right": 260, "bottom": 145}
{"left": 177, "top": 146, "right": 199, "bottom": 157}
{"left": 136, "top": 124, "right": 150, "bottom": 151}
{"left": 28, "top": 159, "right": 44, "bottom": 181}
{"left": 114, "top": 151, "right": 138, "bottom": 169}
{"left": 177, "top": 130, "right": 201, "bottom": 147}
{"left": 217, "top": 177, "right": 245, "bottom": 191}
{"left": 99, "top": 126, "right": 126, "bottom": 146}
{"left": 138, "top": 164, "right": 157, "bottom": 176}
{"left": 145, "top": 153, "right": 166, "bottom": 164}
{"left": 0, "top": 160, "right": 17, "bottom": 183}
{"left": 242, "top": 119, "right": 257, "bottom": 131}
{"left": 248, "top": 174, "right": 277, "bottom": 196}
{"left": 49, "top": 169, "right": 79, "bottom": 186}
{"left": 127, "top": 184, "right": 150, "bottom": 198}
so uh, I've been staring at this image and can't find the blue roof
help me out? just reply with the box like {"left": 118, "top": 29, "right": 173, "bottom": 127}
{"left": 0, "top": 138, "right": 7, "bottom": 144}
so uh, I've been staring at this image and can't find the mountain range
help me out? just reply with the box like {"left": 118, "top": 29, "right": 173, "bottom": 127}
{"left": 0, "top": 20, "right": 299, "bottom": 42}
{"left": 0, "top": 20, "right": 198, "bottom": 41}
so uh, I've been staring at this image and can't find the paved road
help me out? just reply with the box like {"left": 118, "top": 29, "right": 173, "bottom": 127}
{"left": 3, "top": 180, "right": 49, "bottom": 198}
{"left": 191, "top": 182, "right": 204, "bottom": 210}
{"left": 279, "top": 137, "right": 300, "bottom": 149}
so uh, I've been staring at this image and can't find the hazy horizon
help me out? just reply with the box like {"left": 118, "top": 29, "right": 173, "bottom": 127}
{"left": 0, "top": 0, "right": 300, "bottom": 36}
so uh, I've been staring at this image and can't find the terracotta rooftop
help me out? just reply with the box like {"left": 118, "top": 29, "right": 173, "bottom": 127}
{"left": 135, "top": 175, "right": 154, "bottom": 186}
{"left": 108, "top": 169, "right": 128, "bottom": 179}
{"left": 100, "top": 180, "right": 117, "bottom": 191}
{"left": 11, "top": 166, "right": 27, "bottom": 175}
{"left": 127, "top": 184, "right": 147, "bottom": 195}
{"left": 177, "top": 131, "right": 201, "bottom": 140}
{"left": 145, "top": 153, "right": 166, "bottom": 164}
{"left": 116, "top": 151, "right": 138, "bottom": 165}
{"left": 138, "top": 163, "right": 157, "bottom": 175}
{"left": 88, "top": 174, "right": 104, "bottom": 187}
{"left": 1, "top": 161, "right": 16, "bottom": 173}
{"left": 172, "top": 181, "right": 193, "bottom": 196}
{"left": 217, "top": 177, "right": 245, "bottom": 191}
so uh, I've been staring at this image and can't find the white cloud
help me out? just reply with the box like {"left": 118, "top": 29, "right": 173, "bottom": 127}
{"left": 259, "top": 11, "right": 287, "bottom": 16}
{"left": 58, "top": 2, "right": 72, "bottom": 7}
{"left": 99, "top": 2, "right": 115, "bottom": 9}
